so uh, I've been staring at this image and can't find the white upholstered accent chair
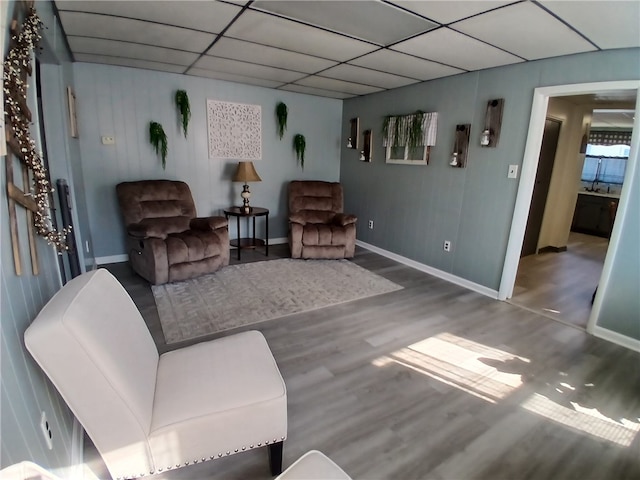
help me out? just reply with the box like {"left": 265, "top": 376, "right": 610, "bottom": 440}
{"left": 25, "top": 269, "right": 287, "bottom": 480}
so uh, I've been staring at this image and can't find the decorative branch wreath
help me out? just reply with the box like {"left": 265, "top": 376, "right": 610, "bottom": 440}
{"left": 3, "top": 8, "right": 70, "bottom": 251}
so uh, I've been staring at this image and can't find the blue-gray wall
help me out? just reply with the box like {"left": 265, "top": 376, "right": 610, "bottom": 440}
{"left": 72, "top": 64, "right": 343, "bottom": 260}
{"left": 341, "top": 47, "right": 639, "bottom": 339}
{"left": 1, "top": 0, "right": 79, "bottom": 474}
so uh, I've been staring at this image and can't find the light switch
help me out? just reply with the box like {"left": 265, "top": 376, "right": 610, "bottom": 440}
{"left": 508, "top": 165, "right": 518, "bottom": 179}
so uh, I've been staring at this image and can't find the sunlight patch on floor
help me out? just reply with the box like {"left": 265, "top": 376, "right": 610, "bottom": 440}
{"left": 372, "top": 332, "right": 529, "bottom": 403}
{"left": 521, "top": 392, "right": 640, "bottom": 447}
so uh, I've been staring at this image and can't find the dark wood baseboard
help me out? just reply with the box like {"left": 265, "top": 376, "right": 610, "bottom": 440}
{"left": 537, "top": 245, "right": 567, "bottom": 254}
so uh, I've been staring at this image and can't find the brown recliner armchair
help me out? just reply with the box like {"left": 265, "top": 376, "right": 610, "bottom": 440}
{"left": 116, "top": 180, "right": 229, "bottom": 285}
{"left": 288, "top": 180, "right": 357, "bottom": 259}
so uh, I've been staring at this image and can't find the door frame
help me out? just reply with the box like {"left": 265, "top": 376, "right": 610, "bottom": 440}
{"left": 521, "top": 117, "right": 562, "bottom": 257}
{"left": 498, "top": 80, "right": 640, "bottom": 335}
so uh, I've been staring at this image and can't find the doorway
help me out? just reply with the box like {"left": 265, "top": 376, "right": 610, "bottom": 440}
{"left": 499, "top": 80, "right": 639, "bottom": 340}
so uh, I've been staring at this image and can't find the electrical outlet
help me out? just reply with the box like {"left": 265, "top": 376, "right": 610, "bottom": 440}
{"left": 368, "top": 220, "right": 374, "bottom": 229}
{"left": 444, "top": 240, "right": 451, "bottom": 252}
{"left": 508, "top": 165, "right": 518, "bottom": 179}
{"left": 101, "top": 136, "right": 115, "bottom": 145}
{"left": 40, "top": 411, "right": 53, "bottom": 450}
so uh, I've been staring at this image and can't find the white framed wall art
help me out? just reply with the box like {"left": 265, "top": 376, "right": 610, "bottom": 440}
{"left": 207, "top": 99, "right": 262, "bottom": 160}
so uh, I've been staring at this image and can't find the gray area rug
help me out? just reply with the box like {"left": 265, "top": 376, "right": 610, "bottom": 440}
{"left": 153, "top": 258, "right": 403, "bottom": 344}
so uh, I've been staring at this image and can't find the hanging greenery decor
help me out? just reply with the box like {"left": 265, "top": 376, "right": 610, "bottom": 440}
{"left": 382, "top": 110, "right": 426, "bottom": 148}
{"left": 276, "top": 101, "right": 288, "bottom": 139}
{"left": 175, "top": 89, "right": 191, "bottom": 138}
{"left": 149, "top": 121, "right": 168, "bottom": 169}
{"left": 293, "top": 133, "right": 306, "bottom": 169}
{"left": 3, "top": 7, "right": 70, "bottom": 251}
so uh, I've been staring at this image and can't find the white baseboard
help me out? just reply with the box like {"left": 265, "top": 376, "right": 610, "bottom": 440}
{"left": 96, "top": 254, "right": 128, "bottom": 265}
{"left": 356, "top": 240, "right": 499, "bottom": 299}
{"left": 591, "top": 325, "right": 640, "bottom": 352}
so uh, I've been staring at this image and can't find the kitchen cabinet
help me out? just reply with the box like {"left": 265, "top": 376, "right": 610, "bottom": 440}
{"left": 571, "top": 193, "right": 619, "bottom": 238}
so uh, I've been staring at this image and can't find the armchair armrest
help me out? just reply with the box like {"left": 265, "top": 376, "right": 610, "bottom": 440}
{"left": 127, "top": 224, "right": 167, "bottom": 239}
{"left": 190, "top": 216, "right": 228, "bottom": 231}
{"left": 288, "top": 212, "right": 308, "bottom": 225}
{"left": 334, "top": 213, "right": 357, "bottom": 227}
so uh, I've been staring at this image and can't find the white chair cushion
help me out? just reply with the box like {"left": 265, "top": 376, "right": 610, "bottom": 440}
{"left": 276, "top": 450, "right": 352, "bottom": 480}
{"left": 149, "top": 330, "right": 287, "bottom": 469}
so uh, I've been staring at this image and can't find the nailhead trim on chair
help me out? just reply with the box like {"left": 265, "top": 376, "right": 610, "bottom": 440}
{"left": 116, "top": 437, "right": 287, "bottom": 479}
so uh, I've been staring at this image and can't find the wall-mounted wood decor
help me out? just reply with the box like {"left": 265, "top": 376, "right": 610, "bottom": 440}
{"left": 67, "top": 86, "right": 78, "bottom": 138}
{"left": 348, "top": 117, "right": 359, "bottom": 149}
{"left": 450, "top": 124, "right": 471, "bottom": 168}
{"left": 360, "top": 129, "right": 372, "bottom": 162}
{"left": 4, "top": 6, "right": 70, "bottom": 275}
{"left": 480, "top": 98, "right": 504, "bottom": 148}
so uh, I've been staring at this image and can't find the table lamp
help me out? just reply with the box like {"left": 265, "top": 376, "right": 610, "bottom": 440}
{"left": 233, "top": 161, "right": 262, "bottom": 213}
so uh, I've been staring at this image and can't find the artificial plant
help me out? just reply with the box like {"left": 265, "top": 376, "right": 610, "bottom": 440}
{"left": 149, "top": 121, "right": 168, "bottom": 169}
{"left": 382, "top": 110, "right": 425, "bottom": 148}
{"left": 293, "top": 133, "right": 306, "bottom": 169}
{"left": 276, "top": 101, "right": 288, "bottom": 139}
{"left": 175, "top": 89, "right": 191, "bottom": 138}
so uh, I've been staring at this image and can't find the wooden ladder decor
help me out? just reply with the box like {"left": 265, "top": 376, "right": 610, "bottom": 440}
{"left": 4, "top": 5, "right": 69, "bottom": 276}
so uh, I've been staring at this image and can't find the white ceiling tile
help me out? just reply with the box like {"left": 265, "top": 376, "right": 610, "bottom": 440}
{"left": 225, "top": 10, "right": 378, "bottom": 62}
{"left": 252, "top": 0, "right": 438, "bottom": 45}
{"left": 74, "top": 54, "right": 187, "bottom": 74}
{"left": 193, "top": 56, "right": 307, "bottom": 83}
{"left": 392, "top": 28, "right": 523, "bottom": 71}
{"left": 55, "top": 0, "right": 241, "bottom": 33}
{"left": 320, "top": 64, "right": 418, "bottom": 89}
{"left": 207, "top": 38, "right": 337, "bottom": 74}
{"left": 540, "top": 0, "right": 640, "bottom": 49}
{"left": 350, "top": 49, "right": 464, "bottom": 81}
{"left": 68, "top": 37, "right": 199, "bottom": 66}
{"left": 453, "top": 2, "right": 597, "bottom": 60}
{"left": 295, "top": 76, "right": 384, "bottom": 96}
{"left": 58, "top": 11, "right": 215, "bottom": 52}
{"left": 279, "top": 84, "right": 354, "bottom": 99}
{"left": 391, "top": 1, "right": 514, "bottom": 24}
{"left": 186, "top": 68, "right": 284, "bottom": 89}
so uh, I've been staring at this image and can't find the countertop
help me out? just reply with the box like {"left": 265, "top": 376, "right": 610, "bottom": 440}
{"left": 578, "top": 191, "right": 621, "bottom": 199}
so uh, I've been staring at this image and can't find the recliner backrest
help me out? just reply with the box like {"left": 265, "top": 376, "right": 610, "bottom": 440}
{"left": 116, "top": 180, "right": 197, "bottom": 228}
{"left": 25, "top": 269, "right": 160, "bottom": 475}
{"left": 288, "top": 181, "right": 344, "bottom": 219}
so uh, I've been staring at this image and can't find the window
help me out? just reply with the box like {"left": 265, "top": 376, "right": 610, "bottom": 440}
{"left": 383, "top": 112, "right": 438, "bottom": 165}
{"left": 581, "top": 143, "right": 629, "bottom": 185}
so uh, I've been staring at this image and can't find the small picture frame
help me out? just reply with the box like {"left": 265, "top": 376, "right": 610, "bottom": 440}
{"left": 67, "top": 87, "right": 78, "bottom": 138}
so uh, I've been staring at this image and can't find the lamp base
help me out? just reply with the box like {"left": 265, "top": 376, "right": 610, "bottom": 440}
{"left": 241, "top": 184, "right": 251, "bottom": 213}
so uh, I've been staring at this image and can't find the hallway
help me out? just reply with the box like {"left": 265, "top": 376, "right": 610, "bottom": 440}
{"left": 510, "top": 232, "right": 609, "bottom": 329}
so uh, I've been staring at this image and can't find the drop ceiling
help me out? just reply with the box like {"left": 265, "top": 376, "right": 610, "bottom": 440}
{"left": 53, "top": 0, "right": 640, "bottom": 99}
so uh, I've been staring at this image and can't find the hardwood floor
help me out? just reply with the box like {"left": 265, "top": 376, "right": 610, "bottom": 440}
{"left": 83, "top": 244, "right": 640, "bottom": 480}
{"left": 510, "top": 232, "right": 610, "bottom": 329}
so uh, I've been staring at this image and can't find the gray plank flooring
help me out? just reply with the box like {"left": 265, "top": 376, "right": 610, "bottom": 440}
{"left": 510, "top": 232, "right": 609, "bottom": 329}
{"left": 83, "top": 244, "right": 640, "bottom": 480}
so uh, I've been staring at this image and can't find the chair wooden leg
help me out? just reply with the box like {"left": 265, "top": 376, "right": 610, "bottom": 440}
{"left": 269, "top": 441, "right": 284, "bottom": 476}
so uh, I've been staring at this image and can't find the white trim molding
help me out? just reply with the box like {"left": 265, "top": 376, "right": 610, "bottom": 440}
{"left": 96, "top": 254, "right": 128, "bottom": 265}
{"left": 356, "top": 240, "right": 499, "bottom": 299}
{"left": 592, "top": 326, "right": 640, "bottom": 353}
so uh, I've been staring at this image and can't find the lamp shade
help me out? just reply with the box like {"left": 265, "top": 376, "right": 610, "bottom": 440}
{"left": 233, "top": 161, "right": 262, "bottom": 182}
